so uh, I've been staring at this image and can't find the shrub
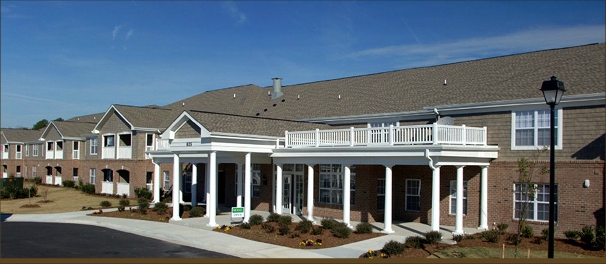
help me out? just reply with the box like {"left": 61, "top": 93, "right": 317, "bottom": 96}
{"left": 248, "top": 214, "right": 264, "bottom": 226}
{"left": 119, "top": 199, "right": 130, "bottom": 207}
{"left": 464, "top": 233, "right": 477, "bottom": 240}
{"left": 295, "top": 219, "right": 313, "bottom": 234}
{"left": 62, "top": 180, "right": 75, "bottom": 188}
{"left": 594, "top": 225, "right": 605, "bottom": 249}
{"left": 33, "top": 177, "right": 42, "bottom": 185}
{"left": 153, "top": 202, "right": 169, "bottom": 215}
{"left": 331, "top": 223, "right": 351, "bottom": 239}
{"left": 541, "top": 228, "right": 549, "bottom": 241}
{"left": 137, "top": 198, "right": 150, "bottom": 214}
{"left": 80, "top": 184, "right": 95, "bottom": 194}
{"left": 261, "top": 223, "right": 275, "bottom": 233}
{"left": 580, "top": 225, "right": 595, "bottom": 246}
{"left": 311, "top": 227, "right": 323, "bottom": 235}
{"left": 240, "top": 223, "right": 251, "bottom": 229}
{"left": 278, "top": 215, "right": 292, "bottom": 226}
{"left": 290, "top": 232, "right": 300, "bottom": 239}
{"left": 481, "top": 230, "right": 500, "bottom": 243}
{"left": 521, "top": 224, "right": 534, "bottom": 238}
{"left": 278, "top": 223, "right": 290, "bottom": 236}
{"left": 496, "top": 223, "right": 509, "bottom": 234}
{"left": 564, "top": 230, "right": 581, "bottom": 241}
{"left": 452, "top": 234, "right": 463, "bottom": 242}
{"left": 266, "top": 213, "right": 281, "bottom": 222}
{"left": 425, "top": 231, "right": 442, "bottom": 244}
{"left": 188, "top": 207, "right": 204, "bottom": 217}
{"left": 321, "top": 218, "right": 339, "bottom": 230}
{"left": 134, "top": 187, "right": 152, "bottom": 200}
{"left": 382, "top": 240, "right": 405, "bottom": 255}
{"left": 404, "top": 236, "right": 424, "bottom": 249}
{"left": 355, "top": 222, "right": 373, "bottom": 234}
{"left": 99, "top": 200, "right": 112, "bottom": 208}
{"left": 507, "top": 233, "right": 522, "bottom": 245}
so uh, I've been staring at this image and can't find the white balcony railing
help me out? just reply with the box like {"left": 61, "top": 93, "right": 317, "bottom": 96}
{"left": 55, "top": 150, "right": 63, "bottom": 159}
{"left": 117, "top": 146, "right": 132, "bottom": 159}
{"left": 2, "top": 152, "right": 8, "bottom": 159}
{"left": 101, "top": 181, "right": 113, "bottom": 194}
{"left": 46, "top": 150, "right": 54, "bottom": 159}
{"left": 286, "top": 124, "right": 487, "bottom": 148}
{"left": 155, "top": 139, "right": 170, "bottom": 151}
{"left": 54, "top": 176, "right": 62, "bottom": 186}
{"left": 102, "top": 147, "right": 115, "bottom": 159}
{"left": 46, "top": 175, "right": 53, "bottom": 184}
{"left": 146, "top": 183, "right": 153, "bottom": 190}
{"left": 117, "top": 182, "right": 130, "bottom": 196}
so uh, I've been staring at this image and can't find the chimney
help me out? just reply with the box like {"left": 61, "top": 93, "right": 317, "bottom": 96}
{"left": 271, "top": 77, "right": 283, "bottom": 100}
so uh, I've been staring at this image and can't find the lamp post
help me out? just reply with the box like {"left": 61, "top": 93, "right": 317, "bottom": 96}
{"left": 540, "top": 76, "right": 566, "bottom": 258}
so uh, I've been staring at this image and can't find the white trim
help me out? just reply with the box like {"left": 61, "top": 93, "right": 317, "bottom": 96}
{"left": 405, "top": 179, "right": 421, "bottom": 212}
{"left": 511, "top": 109, "right": 563, "bottom": 150}
{"left": 449, "top": 180, "right": 467, "bottom": 215}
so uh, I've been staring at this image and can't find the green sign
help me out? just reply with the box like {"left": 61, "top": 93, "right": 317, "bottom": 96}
{"left": 231, "top": 207, "right": 244, "bottom": 217}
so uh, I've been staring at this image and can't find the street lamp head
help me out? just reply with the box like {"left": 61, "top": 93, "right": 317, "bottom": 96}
{"left": 541, "top": 76, "right": 566, "bottom": 105}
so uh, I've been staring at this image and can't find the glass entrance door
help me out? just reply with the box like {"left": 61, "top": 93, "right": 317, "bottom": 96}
{"left": 282, "top": 174, "right": 291, "bottom": 214}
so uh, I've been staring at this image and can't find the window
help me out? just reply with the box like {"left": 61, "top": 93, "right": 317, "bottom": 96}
{"left": 184, "top": 172, "right": 192, "bottom": 193}
{"left": 24, "top": 166, "right": 28, "bottom": 178}
{"left": 90, "top": 168, "right": 96, "bottom": 185}
{"left": 146, "top": 134, "right": 154, "bottom": 150}
{"left": 406, "top": 179, "right": 421, "bottom": 212}
{"left": 104, "top": 135, "right": 114, "bottom": 147}
{"left": 16, "top": 145, "right": 22, "bottom": 159}
{"left": 73, "top": 168, "right": 79, "bottom": 182}
{"left": 26, "top": 145, "right": 29, "bottom": 156}
{"left": 251, "top": 164, "right": 261, "bottom": 198}
{"left": 514, "top": 183, "right": 558, "bottom": 222}
{"left": 90, "top": 138, "right": 98, "bottom": 155}
{"left": 163, "top": 171, "right": 170, "bottom": 190}
{"left": 16, "top": 166, "right": 21, "bottom": 177}
{"left": 512, "top": 109, "right": 561, "bottom": 150}
{"left": 32, "top": 166, "right": 37, "bottom": 178}
{"left": 73, "top": 141, "right": 80, "bottom": 159}
{"left": 318, "top": 164, "right": 355, "bottom": 205}
{"left": 33, "top": 145, "right": 39, "bottom": 156}
{"left": 449, "top": 180, "right": 468, "bottom": 215}
{"left": 377, "top": 178, "right": 385, "bottom": 211}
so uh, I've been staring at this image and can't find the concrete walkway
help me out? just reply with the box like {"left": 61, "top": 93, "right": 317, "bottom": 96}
{"left": 2, "top": 208, "right": 483, "bottom": 258}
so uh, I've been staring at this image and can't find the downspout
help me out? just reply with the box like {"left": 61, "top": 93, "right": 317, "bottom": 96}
{"left": 425, "top": 149, "right": 435, "bottom": 169}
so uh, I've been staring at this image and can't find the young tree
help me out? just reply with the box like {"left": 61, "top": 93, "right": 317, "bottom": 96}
{"left": 32, "top": 119, "right": 49, "bottom": 130}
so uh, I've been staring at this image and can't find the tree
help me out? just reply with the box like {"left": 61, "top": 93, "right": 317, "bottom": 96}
{"left": 32, "top": 119, "right": 48, "bottom": 130}
{"left": 53, "top": 117, "right": 64, "bottom": 121}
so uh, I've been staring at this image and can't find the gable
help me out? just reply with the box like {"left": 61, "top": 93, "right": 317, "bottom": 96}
{"left": 98, "top": 112, "right": 131, "bottom": 133}
{"left": 175, "top": 120, "right": 202, "bottom": 139}
{"left": 44, "top": 126, "right": 62, "bottom": 141}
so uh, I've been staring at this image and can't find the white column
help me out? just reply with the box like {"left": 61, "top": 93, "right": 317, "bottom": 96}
{"left": 275, "top": 163, "right": 283, "bottom": 214}
{"left": 206, "top": 151, "right": 217, "bottom": 227}
{"left": 343, "top": 164, "right": 351, "bottom": 228}
{"left": 431, "top": 165, "right": 441, "bottom": 231}
{"left": 454, "top": 166, "right": 465, "bottom": 235}
{"left": 306, "top": 164, "right": 315, "bottom": 222}
{"left": 171, "top": 154, "right": 181, "bottom": 221}
{"left": 236, "top": 163, "right": 243, "bottom": 208}
{"left": 192, "top": 163, "right": 198, "bottom": 207}
{"left": 204, "top": 161, "right": 210, "bottom": 218}
{"left": 243, "top": 153, "right": 251, "bottom": 222}
{"left": 479, "top": 166, "right": 489, "bottom": 230}
{"left": 152, "top": 161, "right": 160, "bottom": 203}
{"left": 382, "top": 165, "right": 394, "bottom": 233}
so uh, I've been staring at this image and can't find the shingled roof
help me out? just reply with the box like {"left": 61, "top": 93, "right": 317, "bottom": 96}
{"left": 1, "top": 129, "right": 44, "bottom": 144}
{"left": 48, "top": 121, "right": 97, "bottom": 138}
{"left": 185, "top": 110, "right": 335, "bottom": 137}
{"left": 164, "top": 43, "right": 605, "bottom": 121}
{"left": 94, "top": 104, "right": 178, "bottom": 132}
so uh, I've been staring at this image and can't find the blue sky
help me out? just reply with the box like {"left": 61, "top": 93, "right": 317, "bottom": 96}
{"left": 1, "top": 1, "right": 604, "bottom": 129}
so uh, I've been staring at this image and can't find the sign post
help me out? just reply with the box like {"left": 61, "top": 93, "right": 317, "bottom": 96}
{"left": 231, "top": 207, "right": 244, "bottom": 224}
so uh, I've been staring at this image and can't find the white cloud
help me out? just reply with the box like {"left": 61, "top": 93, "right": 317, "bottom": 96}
{"left": 126, "top": 28, "right": 133, "bottom": 40}
{"left": 112, "top": 25, "right": 122, "bottom": 40}
{"left": 222, "top": 1, "right": 247, "bottom": 24}
{"left": 345, "top": 25, "right": 606, "bottom": 68}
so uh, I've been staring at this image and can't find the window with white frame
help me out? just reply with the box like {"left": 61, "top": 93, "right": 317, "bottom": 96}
{"left": 251, "top": 164, "right": 261, "bottom": 198}
{"left": 73, "top": 168, "right": 79, "bottom": 182}
{"left": 512, "top": 109, "right": 561, "bottom": 150}
{"left": 104, "top": 135, "right": 114, "bottom": 147}
{"left": 90, "top": 168, "right": 96, "bottom": 185}
{"left": 146, "top": 134, "right": 154, "bottom": 151}
{"left": 405, "top": 179, "right": 421, "bottom": 212}
{"left": 377, "top": 178, "right": 385, "bottom": 211}
{"left": 73, "top": 141, "right": 80, "bottom": 159}
{"left": 32, "top": 166, "right": 37, "bottom": 178}
{"left": 514, "top": 183, "right": 558, "bottom": 222}
{"left": 33, "top": 145, "right": 39, "bottom": 156}
{"left": 90, "top": 138, "right": 98, "bottom": 155}
{"left": 26, "top": 145, "right": 29, "bottom": 156}
{"left": 16, "top": 145, "right": 22, "bottom": 159}
{"left": 449, "top": 180, "right": 468, "bottom": 215}
{"left": 319, "top": 164, "right": 355, "bottom": 205}
{"left": 163, "top": 171, "right": 170, "bottom": 190}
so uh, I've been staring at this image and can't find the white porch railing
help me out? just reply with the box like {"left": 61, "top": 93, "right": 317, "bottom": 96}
{"left": 73, "top": 150, "right": 79, "bottom": 159}
{"left": 2, "top": 172, "right": 7, "bottom": 178}
{"left": 117, "top": 183, "right": 130, "bottom": 196}
{"left": 102, "top": 147, "right": 115, "bottom": 159}
{"left": 286, "top": 124, "right": 487, "bottom": 148}
{"left": 46, "top": 150, "right": 54, "bottom": 159}
{"left": 146, "top": 183, "right": 153, "bottom": 190}
{"left": 117, "top": 146, "right": 132, "bottom": 159}
{"left": 55, "top": 150, "right": 63, "bottom": 159}
{"left": 145, "top": 146, "right": 153, "bottom": 159}
{"left": 2, "top": 152, "right": 8, "bottom": 159}
{"left": 45, "top": 175, "right": 53, "bottom": 184}
{"left": 54, "top": 176, "right": 62, "bottom": 186}
{"left": 16, "top": 152, "right": 22, "bottom": 159}
{"left": 101, "top": 181, "right": 113, "bottom": 194}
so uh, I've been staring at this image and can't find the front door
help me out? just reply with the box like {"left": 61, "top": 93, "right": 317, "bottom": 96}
{"left": 281, "top": 164, "right": 305, "bottom": 215}
{"left": 282, "top": 174, "right": 291, "bottom": 214}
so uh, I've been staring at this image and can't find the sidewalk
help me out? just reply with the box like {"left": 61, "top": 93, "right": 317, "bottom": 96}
{"left": 2, "top": 209, "right": 482, "bottom": 258}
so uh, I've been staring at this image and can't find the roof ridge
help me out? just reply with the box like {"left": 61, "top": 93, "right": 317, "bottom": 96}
{"left": 187, "top": 109, "right": 314, "bottom": 124}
